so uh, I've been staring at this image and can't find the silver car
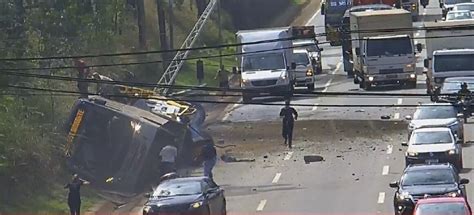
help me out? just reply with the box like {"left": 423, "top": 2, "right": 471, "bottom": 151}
{"left": 406, "top": 103, "right": 464, "bottom": 140}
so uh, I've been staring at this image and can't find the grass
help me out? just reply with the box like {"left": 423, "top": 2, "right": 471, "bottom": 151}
{"left": 1, "top": 184, "right": 100, "bottom": 214}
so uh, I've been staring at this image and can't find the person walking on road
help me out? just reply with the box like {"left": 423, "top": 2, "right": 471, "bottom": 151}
{"left": 74, "top": 59, "right": 91, "bottom": 98}
{"left": 159, "top": 144, "right": 178, "bottom": 176}
{"left": 201, "top": 142, "right": 217, "bottom": 180}
{"left": 215, "top": 65, "right": 229, "bottom": 94}
{"left": 64, "top": 173, "right": 90, "bottom": 215}
{"left": 279, "top": 100, "right": 298, "bottom": 149}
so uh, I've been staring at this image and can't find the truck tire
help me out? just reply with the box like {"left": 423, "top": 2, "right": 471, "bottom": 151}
{"left": 362, "top": 80, "right": 372, "bottom": 90}
{"left": 354, "top": 75, "right": 360, "bottom": 84}
{"left": 307, "top": 83, "right": 315, "bottom": 91}
{"left": 407, "top": 80, "right": 417, "bottom": 89}
{"left": 242, "top": 94, "right": 252, "bottom": 103}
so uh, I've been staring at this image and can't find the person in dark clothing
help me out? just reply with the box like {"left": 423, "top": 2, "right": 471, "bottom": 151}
{"left": 74, "top": 59, "right": 91, "bottom": 98}
{"left": 64, "top": 174, "right": 90, "bottom": 215}
{"left": 201, "top": 143, "right": 217, "bottom": 180}
{"left": 279, "top": 100, "right": 298, "bottom": 149}
{"left": 458, "top": 82, "right": 472, "bottom": 100}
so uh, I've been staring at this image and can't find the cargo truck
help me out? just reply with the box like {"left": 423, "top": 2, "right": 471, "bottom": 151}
{"left": 340, "top": 4, "right": 394, "bottom": 77}
{"left": 236, "top": 26, "right": 315, "bottom": 102}
{"left": 423, "top": 20, "right": 474, "bottom": 94}
{"left": 350, "top": 9, "right": 422, "bottom": 90}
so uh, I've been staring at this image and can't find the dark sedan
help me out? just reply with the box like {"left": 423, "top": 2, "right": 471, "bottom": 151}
{"left": 143, "top": 177, "right": 226, "bottom": 215}
{"left": 389, "top": 163, "right": 469, "bottom": 215}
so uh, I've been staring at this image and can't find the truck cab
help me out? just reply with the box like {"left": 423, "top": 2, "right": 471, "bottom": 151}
{"left": 356, "top": 35, "right": 418, "bottom": 89}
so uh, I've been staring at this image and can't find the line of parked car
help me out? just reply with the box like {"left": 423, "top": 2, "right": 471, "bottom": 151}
{"left": 389, "top": 79, "right": 474, "bottom": 215}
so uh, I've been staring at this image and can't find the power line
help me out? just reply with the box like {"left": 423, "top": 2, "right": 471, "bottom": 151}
{"left": 3, "top": 28, "right": 474, "bottom": 72}
{"left": 3, "top": 23, "right": 474, "bottom": 62}
{"left": 4, "top": 84, "right": 451, "bottom": 107}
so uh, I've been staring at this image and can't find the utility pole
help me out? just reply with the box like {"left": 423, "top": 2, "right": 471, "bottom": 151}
{"left": 156, "top": 0, "right": 169, "bottom": 71}
{"left": 137, "top": 0, "right": 147, "bottom": 49}
{"left": 168, "top": 0, "right": 174, "bottom": 50}
{"left": 217, "top": 0, "right": 223, "bottom": 68}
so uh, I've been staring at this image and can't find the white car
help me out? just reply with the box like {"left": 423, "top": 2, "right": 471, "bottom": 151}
{"left": 292, "top": 49, "right": 315, "bottom": 91}
{"left": 453, "top": 2, "right": 474, "bottom": 15}
{"left": 403, "top": 127, "right": 463, "bottom": 170}
{"left": 406, "top": 103, "right": 463, "bottom": 140}
{"left": 445, "top": 10, "right": 473, "bottom": 20}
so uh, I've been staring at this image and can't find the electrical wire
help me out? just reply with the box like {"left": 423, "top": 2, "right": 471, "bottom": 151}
{"left": 3, "top": 84, "right": 454, "bottom": 107}
{"left": 3, "top": 23, "right": 474, "bottom": 62}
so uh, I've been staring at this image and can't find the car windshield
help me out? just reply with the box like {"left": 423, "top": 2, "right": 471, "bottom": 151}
{"left": 413, "top": 106, "right": 457, "bottom": 119}
{"left": 293, "top": 52, "right": 310, "bottom": 66}
{"left": 152, "top": 181, "right": 202, "bottom": 197}
{"left": 366, "top": 37, "right": 412, "bottom": 56}
{"left": 433, "top": 54, "right": 474, "bottom": 72}
{"left": 415, "top": 202, "right": 467, "bottom": 215}
{"left": 447, "top": 11, "right": 472, "bottom": 20}
{"left": 443, "top": 81, "right": 474, "bottom": 90}
{"left": 243, "top": 53, "right": 286, "bottom": 71}
{"left": 402, "top": 169, "right": 456, "bottom": 186}
{"left": 412, "top": 131, "right": 453, "bottom": 145}
{"left": 455, "top": 4, "right": 474, "bottom": 11}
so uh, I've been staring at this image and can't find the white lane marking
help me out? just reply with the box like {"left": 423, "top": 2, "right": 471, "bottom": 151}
{"left": 312, "top": 103, "right": 319, "bottom": 111}
{"left": 256, "top": 200, "right": 267, "bottom": 211}
{"left": 306, "top": 2, "right": 324, "bottom": 25}
{"left": 387, "top": 145, "right": 393, "bottom": 154}
{"left": 382, "top": 165, "right": 390, "bottom": 175}
{"left": 222, "top": 100, "right": 243, "bottom": 121}
{"left": 394, "top": 113, "right": 400, "bottom": 120}
{"left": 332, "top": 62, "right": 342, "bottom": 75}
{"left": 323, "top": 79, "right": 333, "bottom": 92}
{"left": 397, "top": 98, "right": 403, "bottom": 105}
{"left": 377, "top": 192, "right": 386, "bottom": 204}
{"left": 284, "top": 151, "right": 294, "bottom": 160}
{"left": 272, "top": 173, "right": 282, "bottom": 184}
{"left": 415, "top": 32, "right": 420, "bottom": 36}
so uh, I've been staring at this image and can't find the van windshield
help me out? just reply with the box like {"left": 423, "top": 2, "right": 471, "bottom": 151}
{"left": 293, "top": 52, "right": 310, "bottom": 66}
{"left": 434, "top": 54, "right": 474, "bottom": 72}
{"left": 366, "top": 37, "right": 412, "bottom": 56}
{"left": 243, "top": 53, "right": 286, "bottom": 71}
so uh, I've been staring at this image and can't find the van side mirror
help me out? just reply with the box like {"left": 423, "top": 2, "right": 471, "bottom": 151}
{"left": 460, "top": 178, "right": 470, "bottom": 184}
{"left": 355, "top": 48, "right": 360, "bottom": 55}
{"left": 423, "top": 59, "right": 429, "bottom": 68}
{"left": 291, "top": 62, "right": 297, "bottom": 70}
{"left": 401, "top": 141, "right": 408, "bottom": 146}
{"left": 405, "top": 115, "right": 412, "bottom": 120}
{"left": 457, "top": 113, "right": 464, "bottom": 118}
{"left": 416, "top": 43, "right": 422, "bottom": 52}
{"left": 389, "top": 181, "right": 399, "bottom": 188}
{"left": 321, "top": 3, "right": 326, "bottom": 15}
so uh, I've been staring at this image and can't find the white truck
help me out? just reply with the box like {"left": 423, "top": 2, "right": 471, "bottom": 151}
{"left": 423, "top": 20, "right": 474, "bottom": 94}
{"left": 351, "top": 9, "right": 422, "bottom": 90}
{"left": 236, "top": 26, "right": 315, "bottom": 102}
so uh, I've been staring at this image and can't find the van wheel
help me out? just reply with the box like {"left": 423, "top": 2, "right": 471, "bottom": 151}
{"left": 363, "top": 81, "right": 372, "bottom": 90}
{"left": 307, "top": 83, "right": 315, "bottom": 91}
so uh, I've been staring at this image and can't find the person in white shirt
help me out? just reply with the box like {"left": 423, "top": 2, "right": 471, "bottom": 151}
{"left": 159, "top": 144, "right": 178, "bottom": 176}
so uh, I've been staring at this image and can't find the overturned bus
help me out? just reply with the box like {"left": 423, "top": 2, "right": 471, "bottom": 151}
{"left": 64, "top": 95, "right": 209, "bottom": 196}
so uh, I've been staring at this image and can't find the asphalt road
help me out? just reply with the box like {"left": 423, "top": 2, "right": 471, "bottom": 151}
{"left": 222, "top": 0, "right": 445, "bottom": 123}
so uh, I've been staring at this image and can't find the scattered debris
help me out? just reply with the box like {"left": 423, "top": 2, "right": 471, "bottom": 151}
{"left": 399, "top": 148, "right": 403, "bottom": 151}
{"left": 263, "top": 155, "right": 268, "bottom": 159}
{"left": 348, "top": 147, "right": 352, "bottom": 150}
{"left": 381, "top": 115, "right": 391, "bottom": 120}
{"left": 220, "top": 155, "right": 255, "bottom": 163}
{"left": 336, "top": 155, "right": 343, "bottom": 158}
{"left": 355, "top": 178, "right": 359, "bottom": 181}
{"left": 352, "top": 173, "right": 355, "bottom": 176}
{"left": 304, "top": 155, "right": 324, "bottom": 164}
{"left": 355, "top": 109, "right": 365, "bottom": 113}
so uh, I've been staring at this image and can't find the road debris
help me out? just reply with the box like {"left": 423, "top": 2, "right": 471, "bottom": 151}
{"left": 381, "top": 115, "right": 391, "bottom": 119}
{"left": 221, "top": 154, "right": 255, "bottom": 163}
{"left": 303, "top": 155, "right": 324, "bottom": 164}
